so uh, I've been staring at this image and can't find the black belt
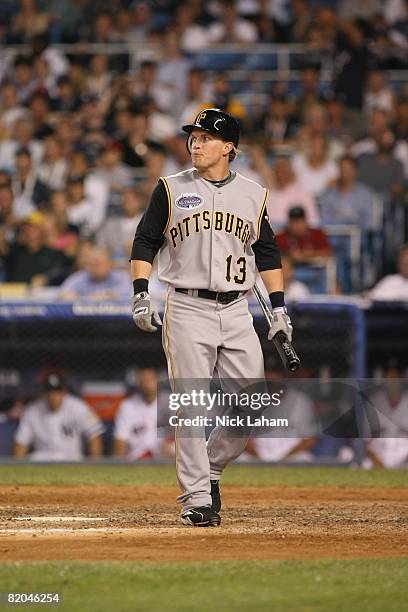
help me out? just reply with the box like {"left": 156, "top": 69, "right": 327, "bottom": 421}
{"left": 175, "top": 288, "right": 243, "bottom": 304}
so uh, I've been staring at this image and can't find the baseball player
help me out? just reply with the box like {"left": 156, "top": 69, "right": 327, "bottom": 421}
{"left": 113, "top": 368, "right": 161, "bottom": 460}
{"left": 130, "top": 108, "right": 292, "bottom": 526}
{"left": 14, "top": 373, "right": 105, "bottom": 461}
{"left": 365, "top": 364, "right": 408, "bottom": 468}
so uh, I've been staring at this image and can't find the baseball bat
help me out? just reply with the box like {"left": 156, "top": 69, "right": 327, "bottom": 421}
{"left": 253, "top": 283, "right": 301, "bottom": 372}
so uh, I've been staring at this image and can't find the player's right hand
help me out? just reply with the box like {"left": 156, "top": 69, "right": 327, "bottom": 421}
{"left": 132, "top": 292, "right": 162, "bottom": 332}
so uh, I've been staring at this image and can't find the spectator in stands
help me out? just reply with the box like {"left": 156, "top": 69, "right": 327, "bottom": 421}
{"left": 267, "top": 157, "right": 320, "bottom": 226}
{"left": 358, "top": 130, "right": 405, "bottom": 199}
{"left": 12, "top": 147, "right": 50, "bottom": 211}
{"left": 208, "top": 0, "right": 258, "bottom": 44}
{"left": 365, "top": 361, "right": 408, "bottom": 468}
{"left": 68, "top": 151, "right": 109, "bottom": 227}
{"left": 319, "top": 156, "right": 378, "bottom": 231}
{"left": 28, "top": 93, "right": 54, "bottom": 139}
{"left": 65, "top": 174, "right": 98, "bottom": 238}
{"left": 155, "top": 29, "right": 191, "bottom": 114}
{"left": 132, "top": 60, "right": 173, "bottom": 114}
{"left": 175, "top": 3, "right": 211, "bottom": 52}
{"left": 332, "top": 19, "right": 372, "bottom": 111}
{"left": 53, "top": 114, "right": 80, "bottom": 160}
{"left": 29, "top": 33, "right": 70, "bottom": 81}
{"left": 296, "top": 104, "right": 345, "bottom": 161}
{"left": 113, "top": 368, "right": 161, "bottom": 460}
{"left": 290, "top": 0, "right": 313, "bottom": 43}
{"left": 0, "top": 116, "right": 43, "bottom": 171}
{"left": 0, "top": 83, "right": 28, "bottom": 135}
{"left": 0, "top": 211, "right": 71, "bottom": 288}
{"left": 37, "top": 135, "right": 68, "bottom": 191}
{"left": 310, "top": 7, "right": 338, "bottom": 55}
{"left": 0, "top": 184, "right": 19, "bottom": 257}
{"left": 363, "top": 68, "right": 397, "bottom": 117}
{"left": 10, "top": 0, "right": 51, "bottom": 43}
{"left": 42, "top": 191, "right": 79, "bottom": 259}
{"left": 14, "top": 372, "right": 104, "bottom": 461}
{"left": 352, "top": 109, "right": 408, "bottom": 178}
{"left": 127, "top": 2, "right": 154, "bottom": 44}
{"left": 59, "top": 246, "right": 131, "bottom": 301}
{"left": 294, "top": 65, "right": 327, "bottom": 118}
{"left": 11, "top": 56, "right": 36, "bottom": 103}
{"left": 211, "top": 72, "right": 247, "bottom": 120}
{"left": 277, "top": 206, "right": 332, "bottom": 264}
{"left": 352, "top": 109, "right": 390, "bottom": 155}
{"left": 95, "top": 140, "right": 134, "bottom": 198}
{"left": 292, "top": 133, "right": 339, "bottom": 197}
{"left": 138, "top": 143, "right": 166, "bottom": 200}
{"left": 97, "top": 188, "right": 144, "bottom": 265}
{"left": 89, "top": 11, "right": 117, "bottom": 44}
{"left": 323, "top": 92, "right": 360, "bottom": 146}
{"left": 111, "top": 8, "right": 133, "bottom": 42}
{"left": 85, "top": 54, "right": 111, "bottom": 100}
{"left": 370, "top": 244, "right": 408, "bottom": 300}
{"left": 121, "top": 112, "right": 149, "bottom": 168}
{"left": 179, "top": 68, "right": 212, "bottom": 125}
{"left": 283, "top": 255, "right": 310, "bottom": 301}
{"left": 32, "top": 57, "right": 55, "bottom": 100}
{"left": 253, "top": 94, "right": 298, "bottom": 152}
{"left": 51, "top": 75, "right": 81, "bottom": 113}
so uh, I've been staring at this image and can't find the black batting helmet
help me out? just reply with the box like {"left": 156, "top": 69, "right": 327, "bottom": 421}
{"left": 182, "top": 108, "right": 240, "bottom": 150}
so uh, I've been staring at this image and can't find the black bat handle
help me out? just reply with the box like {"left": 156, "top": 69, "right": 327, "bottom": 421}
{"left": 272, "top": 331, "right": 301, "bottom": 372}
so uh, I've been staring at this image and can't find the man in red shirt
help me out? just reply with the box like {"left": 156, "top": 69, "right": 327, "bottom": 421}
{"left": 277, "top": 206, "right": 332, "bottom": 264}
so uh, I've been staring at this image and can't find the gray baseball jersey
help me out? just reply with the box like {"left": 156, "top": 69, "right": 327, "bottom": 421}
{"left": 158, "top": 168, "right": 267, "bottom": 291}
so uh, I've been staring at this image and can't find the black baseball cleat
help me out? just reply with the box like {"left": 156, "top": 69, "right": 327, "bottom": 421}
{"left": 181, "top": 506, "right": 221, "bottom": 527}
{"left": 210, "top": 479, "right": 221, "bottom": 513}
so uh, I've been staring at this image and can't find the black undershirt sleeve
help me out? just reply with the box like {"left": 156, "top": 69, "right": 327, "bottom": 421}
{"left": 130, "top": 180, "right": 169, "bottom": 263}
{"left": 252, "top": 208, "right": 282, "bottom": 272}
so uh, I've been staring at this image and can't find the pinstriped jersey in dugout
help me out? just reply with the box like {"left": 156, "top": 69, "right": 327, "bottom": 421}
{"left": 158, "top": 168, "right": 267, "bottom": 292}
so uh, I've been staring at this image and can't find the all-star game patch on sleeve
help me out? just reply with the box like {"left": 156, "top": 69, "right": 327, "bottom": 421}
{"left": 252, "top": 207, "right": 282, "bottom": 272}
{"left": 130, "top": 180, "right": 169, "bottom": 263}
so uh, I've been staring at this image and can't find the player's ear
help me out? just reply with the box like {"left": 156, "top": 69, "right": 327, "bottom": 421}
{"left": 223, "top": 142, "right": 233, "bottom": 157}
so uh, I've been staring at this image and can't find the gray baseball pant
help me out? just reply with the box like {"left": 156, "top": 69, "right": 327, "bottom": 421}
{"left": 162, "top": 287, "right": 264, "bottom": 511}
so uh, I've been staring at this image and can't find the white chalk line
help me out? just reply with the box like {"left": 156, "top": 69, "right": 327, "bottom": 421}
{"left": 0, "top": 526, "right": 184, "bottom": 535}
{"left": 0, "top": 527, "right": 125, "bottom": 534}
{"left": 12, "top": 516, "right": 108, "bottom": 522}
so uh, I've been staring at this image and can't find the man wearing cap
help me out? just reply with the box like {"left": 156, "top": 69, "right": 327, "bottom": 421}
{"left": 14, "top": 373, "right": 104, "bottom": 461}
{"left": 130, "top": 108, "right": 292, "bottom": 527}
{"left": 0, "top": 211, "right": 72, "bottom": 287}
{"left": 277, "top": 206, "right": 332, "bottom": 264}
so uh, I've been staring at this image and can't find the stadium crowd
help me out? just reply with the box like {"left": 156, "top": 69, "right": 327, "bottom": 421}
{"left": 0, "top": 1, "right": 407, "bottom": 465}
{"left": 0, "top": 0, "right": 407, "bottom": 297}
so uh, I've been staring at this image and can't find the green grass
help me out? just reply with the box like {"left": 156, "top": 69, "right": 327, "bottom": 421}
{"left": 0, "top": 559, "right": 406, "bottom": 612}
{"left": 0, "top": 464, "right": 406, "bottom": 488}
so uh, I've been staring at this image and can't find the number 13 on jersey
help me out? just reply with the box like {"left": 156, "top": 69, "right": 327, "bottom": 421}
{"left": 225, "top": 255, "right": 246, "bottom": 284}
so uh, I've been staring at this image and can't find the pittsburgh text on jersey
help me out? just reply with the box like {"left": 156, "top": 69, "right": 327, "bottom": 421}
{"left": 168, "top": 210, "right": 251, "bottom": 250}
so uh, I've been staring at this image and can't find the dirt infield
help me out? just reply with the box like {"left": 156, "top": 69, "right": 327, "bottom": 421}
{"left": 1, "top": 484, "right": 408, "bottom": 561}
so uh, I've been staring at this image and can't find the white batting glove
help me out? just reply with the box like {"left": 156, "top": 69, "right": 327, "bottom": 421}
{"left": 267, "top": 307, "right": 293, "bottom": 342}
{"left": 132, "top": 292, "right": 162, "bottom": 333}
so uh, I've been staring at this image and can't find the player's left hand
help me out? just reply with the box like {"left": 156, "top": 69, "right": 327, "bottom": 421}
{"left": 267, "top": 307, "right": 293, "bottom": 342}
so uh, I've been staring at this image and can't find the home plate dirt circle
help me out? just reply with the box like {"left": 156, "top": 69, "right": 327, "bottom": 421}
{"left": 1, "top": 483, "right": 407, "bottom": 562}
